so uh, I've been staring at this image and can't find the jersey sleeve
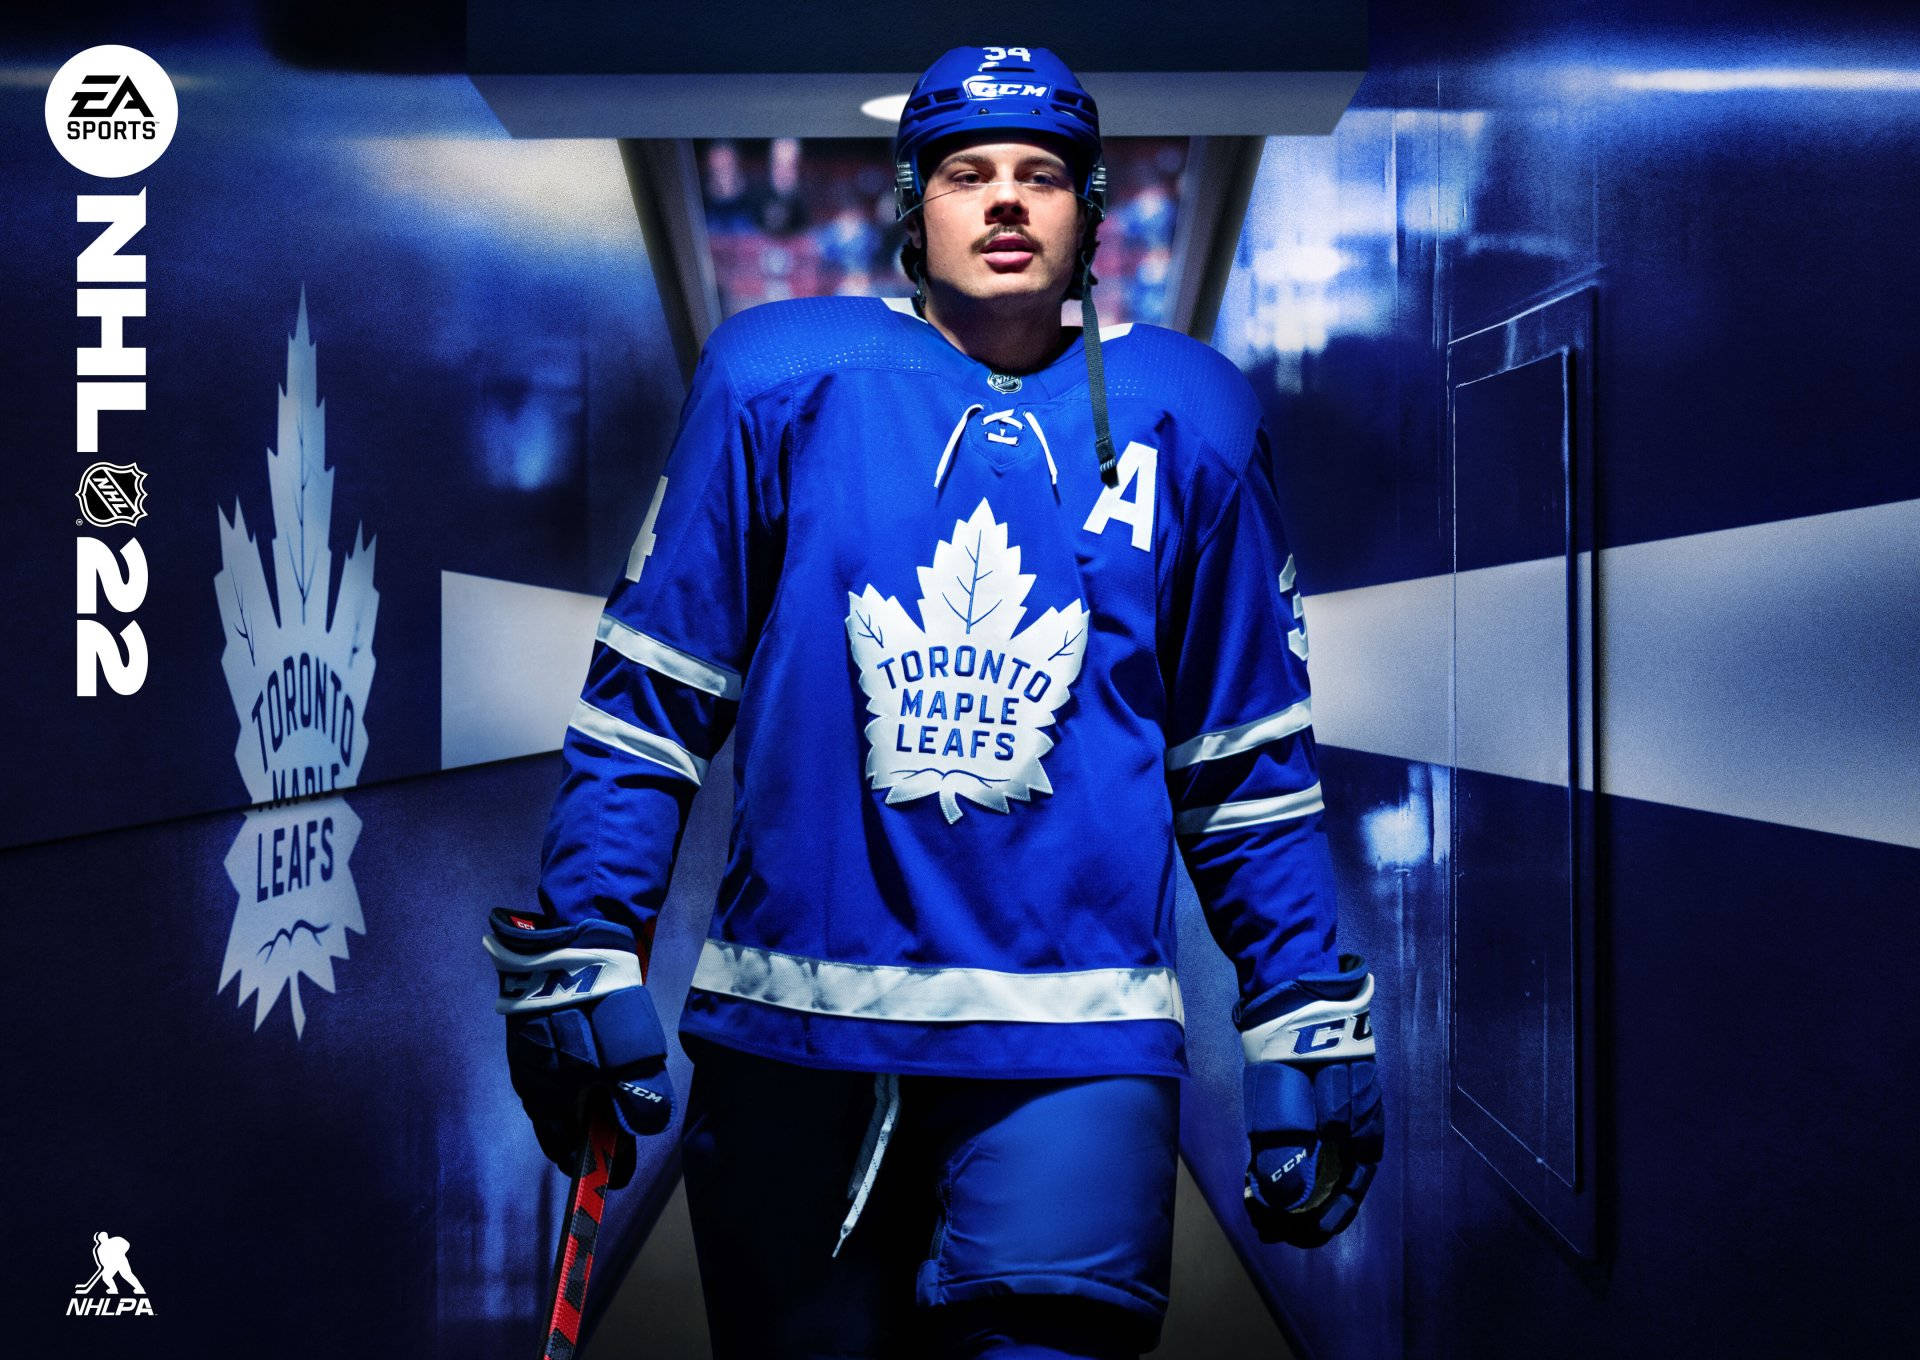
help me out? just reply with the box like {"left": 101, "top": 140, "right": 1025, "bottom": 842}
{"left": 534, "top": 335, "right": 777, "bottom": 974}
{"left": 1162, "top": 426, "right": 1341, "bottom": 1023}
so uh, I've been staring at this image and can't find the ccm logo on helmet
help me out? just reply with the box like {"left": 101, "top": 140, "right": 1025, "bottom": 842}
{"left": 499, "top": 963, "right": 603, "bottom": 1003}
{"left": 964, "top": 77, "right": 1050, "bottom": 100}
{"left": 1292, "top": 1010, "right": 1372, "bottom": 1056}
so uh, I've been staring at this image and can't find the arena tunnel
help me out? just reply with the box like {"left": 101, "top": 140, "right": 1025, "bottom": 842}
{"left": 4, "top": 2, "right": 1917, "bottom": 1357}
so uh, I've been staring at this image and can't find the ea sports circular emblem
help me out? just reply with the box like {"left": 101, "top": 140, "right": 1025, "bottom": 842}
{"left": 76, "top": 461, "right": 149, "bottom": 527}
{"left": 45, "top": 45, "right": 178, "bottom": 179}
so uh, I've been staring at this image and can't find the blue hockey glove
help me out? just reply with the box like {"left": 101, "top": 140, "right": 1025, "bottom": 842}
{"left": 1238, "top": 953, "right": 1383, "bottom": 1248}
{"left": 483, "top": 908, "right": 674, "bottom": 1189}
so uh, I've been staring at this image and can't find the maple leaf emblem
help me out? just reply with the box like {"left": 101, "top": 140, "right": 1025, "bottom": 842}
{"left": 846, "top": 498, "right": 1088, "bottom": 824}
{"left": 210, "top": 290, "right": 378, "bottom": 1037}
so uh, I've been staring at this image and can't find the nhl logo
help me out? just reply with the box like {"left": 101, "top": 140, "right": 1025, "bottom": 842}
{"left": 988, "top": 373, "right": 1023, "bottom": 394}
{"left": 75, "top": 461, "right": 149, "bottom": 527}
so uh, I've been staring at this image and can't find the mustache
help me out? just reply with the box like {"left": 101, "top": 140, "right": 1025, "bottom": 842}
{"left": 978, "top": 231, "right": 1039, "bottom": 251}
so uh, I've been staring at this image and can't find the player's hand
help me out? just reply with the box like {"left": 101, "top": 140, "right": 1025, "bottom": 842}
{"left": 1237, "top": 953, "right": 1383, "bottom": 1248}
{"left": 484, "top": 909, "right": 675, "bottom": 1189}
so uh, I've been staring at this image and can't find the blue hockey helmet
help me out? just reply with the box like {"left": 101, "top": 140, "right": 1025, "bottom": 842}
{"left": 892, "top": 46, "right": 1107, "bottom": 220}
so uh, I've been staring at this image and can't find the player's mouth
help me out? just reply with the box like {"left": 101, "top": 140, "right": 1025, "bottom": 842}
{"left": 981, "top": 233, "right": 1037, "bottom": 270}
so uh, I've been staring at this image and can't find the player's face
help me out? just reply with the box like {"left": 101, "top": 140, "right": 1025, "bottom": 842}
{"left": 911, "top": 140, "right": 1084, "bottom": 308}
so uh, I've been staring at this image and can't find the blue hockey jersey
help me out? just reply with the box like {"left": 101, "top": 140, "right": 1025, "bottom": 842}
{"left": 535, "top": 294, "right": 1340, "bottom": 1079}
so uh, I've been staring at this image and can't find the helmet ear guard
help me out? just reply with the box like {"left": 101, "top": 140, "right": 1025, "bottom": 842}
{"left": 1086, "top": 160, "right": 1108, "bottom": 217}
{"left": 893, "top": 159, "right": 920, "bottom": 221}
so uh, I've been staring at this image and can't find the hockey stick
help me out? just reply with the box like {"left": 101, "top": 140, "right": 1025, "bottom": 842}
{"left": 74, "top": 1266, "right": 102, "bottom": 1293}
{"left": 538, "top": 1104, "right": 619, "bottom": 1360}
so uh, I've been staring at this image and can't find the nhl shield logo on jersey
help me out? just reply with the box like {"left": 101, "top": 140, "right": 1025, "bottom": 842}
{"left": 846, "top": 498, "right": 1087, "bottom": 824}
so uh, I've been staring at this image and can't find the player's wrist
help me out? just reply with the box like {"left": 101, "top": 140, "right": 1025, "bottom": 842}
{"left": 1236, "top": 952, "right": 1374, "bottom": 1063}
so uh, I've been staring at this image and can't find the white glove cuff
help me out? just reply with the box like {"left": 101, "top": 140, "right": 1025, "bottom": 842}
{"left": 1241, "top": 972, "right": 1375, "bottom": 1063}
{"left": 482, "top": 934, "right": 645, "bottom": 1015}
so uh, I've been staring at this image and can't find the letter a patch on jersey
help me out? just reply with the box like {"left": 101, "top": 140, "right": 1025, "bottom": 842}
{"left": 845, "top": 498, "right": 1088, "bottom": 824}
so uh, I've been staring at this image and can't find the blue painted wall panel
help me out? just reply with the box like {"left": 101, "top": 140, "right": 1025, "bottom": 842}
{"left": 1196, "top": 2, "right": 1920, "bottom": 1356}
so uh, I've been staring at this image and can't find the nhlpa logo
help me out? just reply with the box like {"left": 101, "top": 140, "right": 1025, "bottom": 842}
{"left": 212, "top": 289, "right": 379, "bottom": 1037}
{"left": 75, "top": 460, "right": 148, "bottom": 527}
{"left": 964, "top": 76, "right": 1050, "bottom": 100}
{"left": 846, "top": 498, "right": 1087, "bottom": 823}
{"left": 69, "top": 1231, "right": 153, "bottom": 1317}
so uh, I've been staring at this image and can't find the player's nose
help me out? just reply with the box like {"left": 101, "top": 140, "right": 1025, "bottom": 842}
{"left": 983, "top": 181, "right": 1026, "bottom": 217}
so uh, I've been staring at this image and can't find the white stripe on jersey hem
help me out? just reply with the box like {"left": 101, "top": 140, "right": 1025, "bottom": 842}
{"left": 568, "top": 699, "right": 707, "bottom": 784}
{"left": 1165, "top": 698, "right": 1313, "bottom": 770}
{"left": 691, "top": 940, "right": 1185, "bottom": 1027}
{"left": 595, "top": 613, "right": 743, "bottom": 700}
{"left": 881, "top": 294, "right": 1135, "bottom": 340}
{"left": 1175, "top": 782, "right": 1324, "bottom": 835}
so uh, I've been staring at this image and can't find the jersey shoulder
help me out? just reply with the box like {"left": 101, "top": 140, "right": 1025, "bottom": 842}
{"left": 702, "top": 296, "right": 926, "bottom": 400}
{"left": 1102, "top": 322, "right": 1264, "bottom": 473}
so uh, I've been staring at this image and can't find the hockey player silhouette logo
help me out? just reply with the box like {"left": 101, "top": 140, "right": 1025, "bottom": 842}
{"left": 847, "top": 497, "right": 1087, "bottom": 823}
{"left": 68, "top": 1231, "right": 154, "bottom": 1316}
{"left": 76, "top": 1232, "right": 145, "bottom": 1295}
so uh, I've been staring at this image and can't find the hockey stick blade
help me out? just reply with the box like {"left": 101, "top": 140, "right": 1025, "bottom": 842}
{"left": 539, "top": 1106, "right": 619, "bottom": 1360}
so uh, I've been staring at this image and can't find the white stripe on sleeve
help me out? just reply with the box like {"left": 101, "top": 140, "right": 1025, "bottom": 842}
{"left": 1165, "top": 698, "right": 1313, "bottom": 771}
{"left": 568, "top": 698, "right": 707, "bottom": 783}
{"left": 1174, "top": 782, "right": 1324, "bottom": 835}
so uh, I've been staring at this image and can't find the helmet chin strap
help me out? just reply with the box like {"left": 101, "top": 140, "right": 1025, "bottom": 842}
{"left": 909, "top": 220, "right": 1119, "bottom": 489}
{"left": 1082, "top": 282, "right": 1118, "bottom": 487}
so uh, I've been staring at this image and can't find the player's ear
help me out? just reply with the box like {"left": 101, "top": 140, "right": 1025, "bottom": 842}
{"left": 906, "top": 219, "right": 923, "bottom": 249}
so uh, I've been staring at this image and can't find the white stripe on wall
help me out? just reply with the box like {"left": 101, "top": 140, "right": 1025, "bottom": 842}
{"left": 441, "top": 570, "right": 600, "bottom": 770}
{"left": 1302, "top": 498, "right": 1920, "bottom": 849}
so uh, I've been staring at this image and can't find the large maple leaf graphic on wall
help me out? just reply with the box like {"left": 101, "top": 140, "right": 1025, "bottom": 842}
{"left": 211, "top": 290, "right": 378, "bottom": 1037}
{"left": 845, "top": 498, "right": 1087, "bottom": 824}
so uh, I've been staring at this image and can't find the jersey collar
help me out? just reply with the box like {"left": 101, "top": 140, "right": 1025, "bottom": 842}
{"left": 881, "top": 296, "right": 1132, "bottom": 404}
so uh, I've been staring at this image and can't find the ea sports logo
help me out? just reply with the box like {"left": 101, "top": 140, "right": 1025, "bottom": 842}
{"left": 45, "top": 45, "right": 178, "bottom": 178}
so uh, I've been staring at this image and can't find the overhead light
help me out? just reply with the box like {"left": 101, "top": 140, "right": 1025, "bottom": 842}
{"left": 861, "top": 93, "right": 910, "bottom": 123}
{"left": 1612, "top": 67, "right": 1920, "bottom": 92}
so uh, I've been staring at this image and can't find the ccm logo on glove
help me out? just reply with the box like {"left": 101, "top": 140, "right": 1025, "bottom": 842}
{"left": 498, "top": 962, "right": 608, "bottom": 1005}
{"left": 1290, "top": 1009, "right": 1371, "bottom": 1057}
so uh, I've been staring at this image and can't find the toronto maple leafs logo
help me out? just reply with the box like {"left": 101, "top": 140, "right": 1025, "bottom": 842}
{"left": 846, "top": 498, "right": 1087, "bottom": 824}
{"left": 211, "top": 289, "right": 379, "bottom": 1037}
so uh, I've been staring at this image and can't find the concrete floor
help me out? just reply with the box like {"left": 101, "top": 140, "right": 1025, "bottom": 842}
{"left": 598, "top": 1159, "right": 1293, "bottom": 1358}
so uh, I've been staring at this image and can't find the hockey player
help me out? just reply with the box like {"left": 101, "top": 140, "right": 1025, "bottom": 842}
{"left": 484, "top": 45, "right": 1383, "bottom": 1359}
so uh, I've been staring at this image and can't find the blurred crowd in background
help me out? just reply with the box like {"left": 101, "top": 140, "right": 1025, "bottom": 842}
{"left": 697, "top": 136, "right": 1188, "bottom": 326}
